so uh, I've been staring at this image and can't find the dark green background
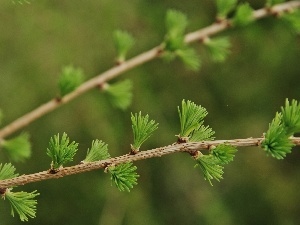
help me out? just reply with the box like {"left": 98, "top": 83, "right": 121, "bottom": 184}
{"left": 1, "top": 0, "right": 300, "bottom": 224}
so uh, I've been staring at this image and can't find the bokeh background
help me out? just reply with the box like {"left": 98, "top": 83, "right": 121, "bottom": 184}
{"left": 1, "top": 0, "right": 300, "bottom": 224}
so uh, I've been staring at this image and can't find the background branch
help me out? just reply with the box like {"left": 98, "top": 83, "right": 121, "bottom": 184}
{"left": 0, "top": 1, "right": 299, "bottom": 139}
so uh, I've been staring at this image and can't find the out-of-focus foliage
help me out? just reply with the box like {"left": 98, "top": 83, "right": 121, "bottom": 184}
{"left": 216, "top": 0, "right": 237, "bottom": 20}
{"left": 1, "top": 1, "right": 300, "bottom": 225}
{"left": 232, "top": 3, "right": 254, "bottom": 27}
{"left": 282, "top": 9, "right": 300, "bottom": 34}
{"left": 103, "top": 79, "right": 133, "bottom": 110}
{"left": 266, "top": 0, "right": 285, "bottom": 7}
{"left": 204, "top": 37, "right": 231, "bottom": 62}
{"left": 12, "top": 0, "right": 30, "bottom": 4}
{"left": 164, "top": 9, "right": 188, "bottom": 51}
{"left": 162, "top": 9, "right": 201, "bottom": 70}
{"left": 113, "top": 30, "right": 135, "bottom": 63}
{"left": 0, "top": 109, "right": 3, "bottom": 125}
{"left": 0, "top": 133, "right": 31, "bottom": 162}
{"left": 58, "top": 65, "right": 84, "bottom": 97}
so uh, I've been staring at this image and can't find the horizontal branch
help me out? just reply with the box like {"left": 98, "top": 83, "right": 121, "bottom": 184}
{"left": 1, "top": 137, "right": 300, "bottom": 189}
{"left": 1, "top": 1, "right": 300, "bottom": 139}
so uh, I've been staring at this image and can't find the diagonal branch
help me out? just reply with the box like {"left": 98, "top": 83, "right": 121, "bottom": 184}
{"left": 0, "top": 1, "right": 299, "bottom": 139}
{"left": 0, "top": 137, "right": 300, "bottom": 189}
{"left": 185, "top": 1, "right": 300, "bottom": 43}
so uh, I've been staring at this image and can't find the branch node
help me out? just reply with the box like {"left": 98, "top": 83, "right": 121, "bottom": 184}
{"left": 215, "top": 19, "right": 232, "bottom": 28}
{"left": 97, "top": 82, "right": 109, "bottom": 91}
{"left": 156, "top": 46, "right": 164, "bottom": 56}
{"left": 130, "top": 144, "right": 139, "bottom": 155}
{"left": 209, "top": 144, "right": 216, "bottom": 152}
{"left": 115, "top": 60, "right": 124, "bottom": 66}
{"left": 104, "top": 162, "right": 113, "bottom": 173}
{"left": 176, "top": 135, "right": 189, "bottom": 144}
{"left": 190, "top": 150, "right": 200, "bottom": 158}
{"left": 266, "top": 6, "right": 281, "bottom": 18}
{"left": 0, "top": 187, "right": 7, "bottom": 196}
{"left": 48, "top": 169, "right": 59, "bottom": 174}
{"left": 48, "top": 164, "right": 63, "bottom": 174}
{"left": 55, "top": 97, "right": 62, "bottom": 103}
{"left": 215, "top": 17, "right": 225, "bottom": 24}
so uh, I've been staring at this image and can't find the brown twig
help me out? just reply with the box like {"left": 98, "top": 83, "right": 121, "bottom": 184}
{"left": 1, "top": 137, "right": 300, "bottom": 189}
{"left": 0, "top": 1, "right": 299, "bottom": 139}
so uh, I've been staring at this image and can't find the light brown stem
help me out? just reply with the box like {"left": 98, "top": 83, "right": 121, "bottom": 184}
{"left": 0, "top": 1, "right": 299, "bottom": 139}
{"left": 1, "top": 137, "right": 300, "bottom": 189}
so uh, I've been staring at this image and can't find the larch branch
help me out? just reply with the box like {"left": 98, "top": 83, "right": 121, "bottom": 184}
{"left": 1, "top": 137, "right": 300, "bottom": 189}
{"left": 0, "top": 1, "right": 299, "bottom": 139}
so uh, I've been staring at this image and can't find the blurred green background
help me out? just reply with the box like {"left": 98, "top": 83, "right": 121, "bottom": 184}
{"left": 1, "top": 0, "right": 300, "bottom": 224}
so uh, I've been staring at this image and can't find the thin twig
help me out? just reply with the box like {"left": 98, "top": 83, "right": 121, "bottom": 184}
{"left": 0, "top": 1, "right": 299, "bottom": 139}
{"left": 1, "top": 137, "right": 300, "bottom": 189}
